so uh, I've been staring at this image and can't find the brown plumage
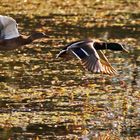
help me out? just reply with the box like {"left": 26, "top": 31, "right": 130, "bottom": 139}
{"left": 0, "top": 15, "right": 47, "bottom": 51}
{"left": 82, "top": 50, "right": 117, "bottom": 75}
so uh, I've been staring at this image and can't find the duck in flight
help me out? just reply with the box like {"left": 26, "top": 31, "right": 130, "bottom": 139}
{"left": 0, "top": 15, "right": 47, "bottom": 51}
{"left": 56, "top": 40, "right": 128, "bottom": 75}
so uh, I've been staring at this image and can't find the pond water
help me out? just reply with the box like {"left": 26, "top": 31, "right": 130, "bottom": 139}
{"left": 0, "top": 2, "right": 140, "bottom": 140}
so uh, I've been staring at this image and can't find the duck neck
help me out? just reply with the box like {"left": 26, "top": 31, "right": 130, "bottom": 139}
{"left": 94, "top": 42, "right": 121, "bottom": 51}
{"left": 19, "top": 35, "right": 33, "bottom": 46}
{"left": 94, "top": 42, "right": 108, "bottom": 50}
{"left": 105, "top": 43, "right": 122, "bottom": 51}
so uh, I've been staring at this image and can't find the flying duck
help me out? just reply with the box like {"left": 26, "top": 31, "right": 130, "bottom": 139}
{"left": 56, "top": 40, "right": 128, "bottom": 75}
{"left": 0, "top": 15, "right": 47, "bottom": 51}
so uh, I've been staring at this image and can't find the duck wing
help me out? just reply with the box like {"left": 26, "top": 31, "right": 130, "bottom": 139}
{"left": 96, "top": 50, "right": 117, "bottom": 75}
{"left": 68, "top": 41, "right": 117, "bottom": 75}
{"left": 0, "top": 15, "right": 20, "bottom": 39}
{"left": 68, "top": 40, "right": 94, "bottom": 59}
{"left": 68, "top": 41, "right": 103, "bottom": 72}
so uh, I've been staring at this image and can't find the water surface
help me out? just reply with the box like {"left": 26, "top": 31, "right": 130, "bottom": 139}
{"left": 0, "top": 1, "right": 140, "bottom": 139}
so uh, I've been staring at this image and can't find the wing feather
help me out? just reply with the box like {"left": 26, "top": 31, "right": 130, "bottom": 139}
{"left": 81, "top": 52, "right": 117, "bottom": 75}
{"left": 64, "top": 40, "right": 117, "bottom": 75}
{"left": 0, "top": 15, "right": 20, "bottom": 39}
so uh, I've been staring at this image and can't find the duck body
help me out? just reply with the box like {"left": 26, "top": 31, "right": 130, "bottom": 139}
{"left": 57, "top": 40, "right": 128, "bottom": 75}
{"left": 0, "top": 36, "right": 30, "bottom": 51}
{"left": 0, "top": 15, "right": 47, "bottom": 51}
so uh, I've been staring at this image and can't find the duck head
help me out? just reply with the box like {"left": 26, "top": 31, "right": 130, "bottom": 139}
{"left": 107, "top": 43, "right": 129, "bottom": 52}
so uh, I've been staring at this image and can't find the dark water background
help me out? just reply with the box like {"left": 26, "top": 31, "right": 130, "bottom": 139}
{"left": 0, "top": 0, "right": 140, "bottom": 139}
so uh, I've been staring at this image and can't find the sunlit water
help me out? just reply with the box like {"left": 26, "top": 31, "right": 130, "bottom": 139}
{"left": 0, "top": 14, "right": 140, "bottom": 140}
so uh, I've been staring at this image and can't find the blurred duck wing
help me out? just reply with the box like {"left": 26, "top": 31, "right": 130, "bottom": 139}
{"left": 0, "top": 15, "right": 20, "bottom": 39}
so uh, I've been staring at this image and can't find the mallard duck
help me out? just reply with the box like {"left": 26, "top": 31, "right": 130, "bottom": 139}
{"left": 56, "top": 40, "right": 128, "bottom": 75}
{"left": 0, "top": 15, "right": 47, "bottom": 51}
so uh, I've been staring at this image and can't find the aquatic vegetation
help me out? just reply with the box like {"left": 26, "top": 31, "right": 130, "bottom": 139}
{"left": 0, "top": 0, "right": 139, "bottom": 139}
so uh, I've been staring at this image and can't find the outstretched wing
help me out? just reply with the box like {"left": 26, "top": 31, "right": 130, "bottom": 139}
{"left": 68, "top": 40, "right": 95, "bottom": 59}
{"left": 68, "top": 41, "right": 104, "bottom": 72}
{"left": 68, "top": 41, "right": 117, "bottom": 75}
{"left": 96, "top": 50, "right": 117, "bottom": 75}
{"left": 0, "top": 15, "right": 20, "bottom": 39}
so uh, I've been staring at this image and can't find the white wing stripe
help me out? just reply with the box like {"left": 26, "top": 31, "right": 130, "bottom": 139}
{"left": 80, "top": 48, "right": 89, "bottom": 56}
{"left": 71, "top": 50, "right": 81, "bottom": 60}
{"left": 67, "top": 41, "right": 85, "bottom": 50}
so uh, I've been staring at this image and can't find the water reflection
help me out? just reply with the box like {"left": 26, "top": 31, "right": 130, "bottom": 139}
{"left": 0, "top": 14, "right": 140, "bottom": 140}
